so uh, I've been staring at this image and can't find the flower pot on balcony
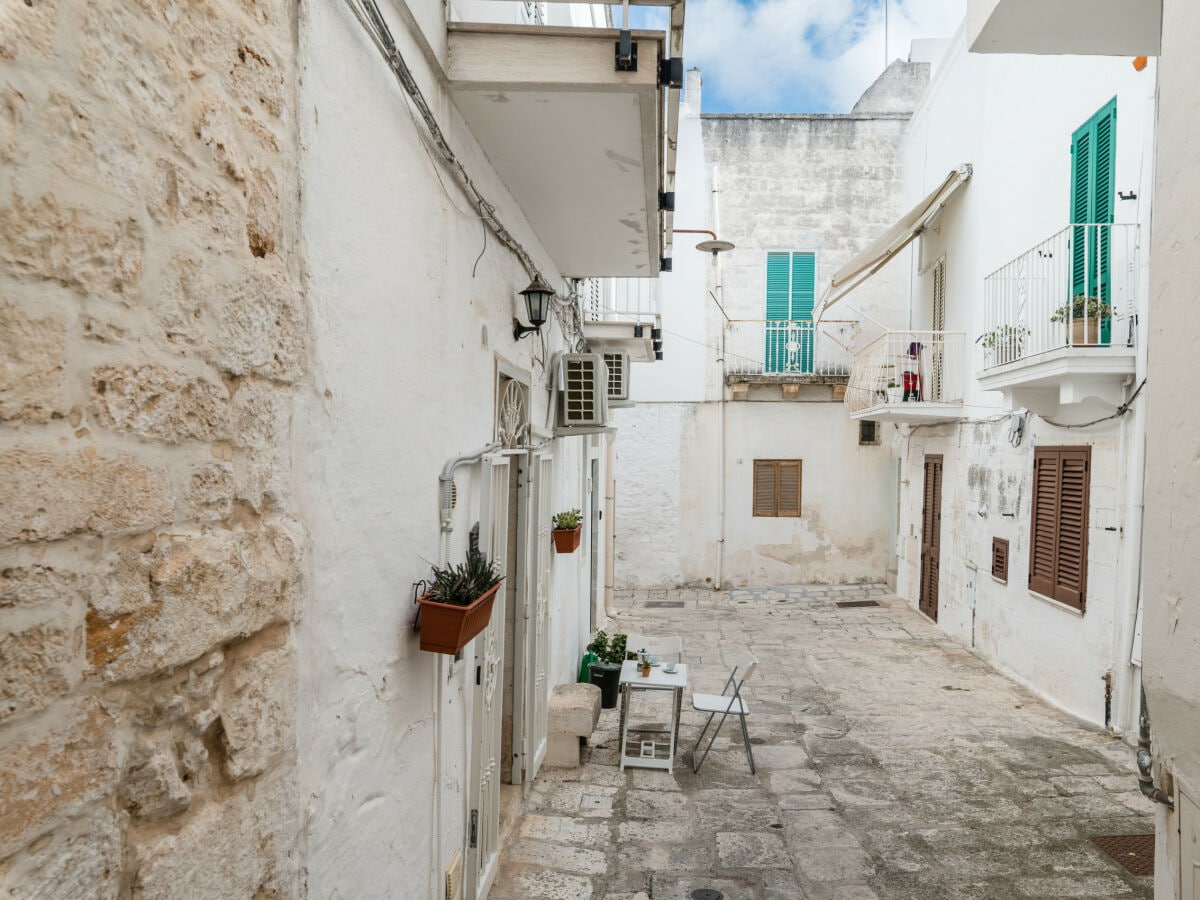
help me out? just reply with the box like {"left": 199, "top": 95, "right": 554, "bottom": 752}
{"left": 417, "top": 582, "right": 502, "bottom": 654}
{"left": 1068, "top": 318, "right": 1110, "bottom": 347}
{"left": 552, "top": 526, "right": 582, "bottom": 554}
{"left": 886, "top": 387, "right": 903, "bottom": 404}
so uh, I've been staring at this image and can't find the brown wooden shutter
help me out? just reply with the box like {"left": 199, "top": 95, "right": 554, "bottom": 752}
{"left": 1029, "top": 449, "right": 1059, "bottom": 598}
{"left": 1054, "top": 448, "right": 1090, "bottom": 610}
{"left": 1029, "top": 446, "right": 1091, "bottom": 610}
{"left": 991, "top": 537, "right": 1009, "bottom": 583}
{"left": 777, "top": 461, "right": 802, "bottom": 516}
{"left": 753, "top": 461, "right": 777, "bottom": 517}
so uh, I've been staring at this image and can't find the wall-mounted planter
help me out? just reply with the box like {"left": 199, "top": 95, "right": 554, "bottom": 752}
{"left": 552, "top": 526, "right": 582, "bottom": 554}
{"left": 416, "top": 582, "right": 502, "bottom": 654}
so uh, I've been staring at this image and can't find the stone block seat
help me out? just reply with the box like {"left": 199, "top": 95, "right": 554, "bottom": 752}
{"left": 545, "top": 683, "right": 601, "bottom": 768}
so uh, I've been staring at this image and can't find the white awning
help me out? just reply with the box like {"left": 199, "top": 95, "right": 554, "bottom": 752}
{"left": 814, "top": 165, "right": 972, "bottom": 321}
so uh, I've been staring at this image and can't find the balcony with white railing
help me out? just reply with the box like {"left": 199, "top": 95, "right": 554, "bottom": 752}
{"left": 581, "top": 277, "right": 661, "bottom": 362}
{"left": 724, "top": 320, "right": 854, "bottom": 385}
{"left": 845, "top": 331, "right": 968, "bottom": 423}
{"left": 978, "top": 224, "right": 1139, "bottom": 414}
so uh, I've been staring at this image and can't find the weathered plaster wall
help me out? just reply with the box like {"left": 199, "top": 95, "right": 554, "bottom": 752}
{"left": 1143, "top": 2, "right": 1200, "bottom": 893}
{"left": 0, "top": 0, "right": 305, "bottom": 895}
{"left": 896, "top": 420, "right": 1123, "bottom": 723}
{"left": 616, "top": 401, "right": 892, "bottom": 588}
{"left": 616, "top": 66, "right": 920, "bottom": 588}
{"left": 297, "top": 0, "right": 599, "bottom": 894}
{"left": 891, "top": 32, "right": 1155, "bottom": 726}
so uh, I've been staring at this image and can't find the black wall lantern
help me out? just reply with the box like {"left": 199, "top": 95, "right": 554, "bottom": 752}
{"left": 514, "top": 276, "right": 554, "bottom": 340}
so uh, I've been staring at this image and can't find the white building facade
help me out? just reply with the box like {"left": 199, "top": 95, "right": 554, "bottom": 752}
{"left": 0, "top": 0, "right": 678, "bottom": 895}
{"left": 615, "top": 63, "right": 930, "bottom": 590}
{"left": 842, "top": 29, "right": 1158, "bottom": 729}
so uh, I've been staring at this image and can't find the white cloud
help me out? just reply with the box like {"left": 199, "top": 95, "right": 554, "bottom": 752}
{"left": 676, "top": 0, "right": 966, "bottom": 112}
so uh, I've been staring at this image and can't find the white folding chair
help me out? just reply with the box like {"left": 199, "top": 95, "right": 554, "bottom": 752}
{"left": 690, "top": 650, "right": 758, "bottom": 774}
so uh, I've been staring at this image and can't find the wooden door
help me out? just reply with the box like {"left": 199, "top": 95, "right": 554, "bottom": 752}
{"left": 466, "top": 455, "right": 510, "bottom": 900}
{"left": 919, "top": 455, "right": 943, "bottom": 621}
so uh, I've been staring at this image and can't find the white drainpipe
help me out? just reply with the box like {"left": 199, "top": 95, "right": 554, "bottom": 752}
{"left": 712, "top": 164, "right": 727, "bottom": 590}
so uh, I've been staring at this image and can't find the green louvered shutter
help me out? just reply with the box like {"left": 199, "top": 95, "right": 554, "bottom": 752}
{"left": 791, "top": 252, "right": 816, "bottom": 371}
{"left": 764, "top": 252, "right": 817, "bottom": 373}
{"left": 1070, "top": 98, "right": 1117, "bottom": 303}
{"left": 765, "top": 252, "right": 791, "bottom": 373}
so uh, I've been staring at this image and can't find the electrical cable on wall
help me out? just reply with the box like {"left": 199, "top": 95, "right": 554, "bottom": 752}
{"left": 346, "top": 0, "right": 548, "bottom": 286}
{"left": 1040, "top": 378, "right": 1147, "bottom": 429}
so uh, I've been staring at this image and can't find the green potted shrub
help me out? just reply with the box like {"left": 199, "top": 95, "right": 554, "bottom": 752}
{"left": 415, "top": 549, "right": 504, "bottom": 654}
{"left": 586, "top": 629, "right": 627, "bottom": 709}
{"left": 1050, "top": 295, "right": 1112, "bottom": 346}
{"left": 552, "top": 508, "right": 583, "bottom": 553}
{"left": 980, "top": 324, "right": 1031, "bottom": 365}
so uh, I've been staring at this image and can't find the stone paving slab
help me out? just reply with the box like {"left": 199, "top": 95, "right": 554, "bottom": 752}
{"left": 488, "top": 585, "right": 1154, "bottom": 900}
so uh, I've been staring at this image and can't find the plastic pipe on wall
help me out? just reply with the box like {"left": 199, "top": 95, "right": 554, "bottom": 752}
{"left": 712, "top": 164, "right": 727, "bottom": 590}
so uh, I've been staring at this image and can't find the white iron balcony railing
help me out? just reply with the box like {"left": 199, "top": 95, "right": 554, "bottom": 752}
{"left": 581, "top": 277, "right": 661, "bottom": 324}
{"left": 845, "top": 331, "right": 967, "bottom": 415}
{"left": 981, "top": 223, "right": 1139, "bottom": 368}
{"left": 725, "top": 320, "right": 854, "bottom": 378}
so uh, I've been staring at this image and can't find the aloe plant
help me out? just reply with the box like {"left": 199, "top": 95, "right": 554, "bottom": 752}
{"left": 425, "top": 549, "right": 503, "bottom": 607}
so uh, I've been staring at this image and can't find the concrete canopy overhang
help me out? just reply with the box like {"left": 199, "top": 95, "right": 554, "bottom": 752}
{"left": 849, "top": 403, "right": 965, "bottom": 425}
{"left": 967, "top": 0, "right": 1162, "bottom": 56}
{"left": 976, "top": 345, "right": 1136, "bottom": 419}
{"left": 815, "top": 165, "right": 972, "bottom": 322}
{"left": 447, "top": 23, "right": 672, "bottom": 278}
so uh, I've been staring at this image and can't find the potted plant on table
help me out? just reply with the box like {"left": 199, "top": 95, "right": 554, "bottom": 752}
{"left": 1050, "top": 295, "right": 1112, "bottom": 347}
{"left": 415, "top": 549, "right": 504, "bottom": 654}
{"left": 979, "top": 324, "right": 1031, "bottom": 366}
{"left": 585, "top": 630, "right": 627, "bottom": 709}
{"left": 551, "top": 508, "right": 583, "bottom": 553}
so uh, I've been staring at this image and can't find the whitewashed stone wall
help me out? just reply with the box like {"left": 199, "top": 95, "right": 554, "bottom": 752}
{"left": 0, "top": 0, "right": 304, "bottom": 894}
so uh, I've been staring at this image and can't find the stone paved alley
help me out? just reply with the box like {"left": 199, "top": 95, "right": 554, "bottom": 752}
{"left": 489, "top": 585, "right": 1154, "bottom": 900}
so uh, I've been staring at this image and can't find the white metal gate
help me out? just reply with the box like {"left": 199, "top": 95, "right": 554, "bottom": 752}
{"left": 466, "top": 455, "right": 509, "bottom": 900}
{"left": 525, "top": 453, "right": 554, "bottom": 783}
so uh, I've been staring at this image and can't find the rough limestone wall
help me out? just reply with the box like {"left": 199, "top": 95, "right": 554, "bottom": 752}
{"left": 0, "top": 0, "right": 305, "bottom": 895}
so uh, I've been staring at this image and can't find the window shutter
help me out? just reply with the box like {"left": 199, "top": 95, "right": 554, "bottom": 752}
{"left": 753, "top": 461, "right": 778, "bottom": 517}
{"left": 1029, "top": 446, "right": 1091, "bottom": 610}
{"left": 790, "top": 252, "right": 816, "bottom": 321}
{"left": 1093, "top": 103, "right": 1116, "bottom": 301}
{"left": 1070, "top": 99, "right": 1117, "bottom": 300}
{"left": 1054, "top": 449, "right": 1091, "bottom": 609}
{"left": 1070, "top": 127, "right": 1092, "bottom": 298}
{"left": 765, "top": 252, "right": 791, "bottom": 320}
{"left": 991, "top": 537, "right": 1009, "bottom": 583}
{"left": 777, "top": 461, "right": 802, "bottom": 516}
{"left": 1029, "top": 450, "right": 1059, "bottom": 599}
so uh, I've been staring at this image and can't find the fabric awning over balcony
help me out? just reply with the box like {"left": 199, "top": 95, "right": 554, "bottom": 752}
{"left": 814, "top": 165, "right": 972, "bottom": 321}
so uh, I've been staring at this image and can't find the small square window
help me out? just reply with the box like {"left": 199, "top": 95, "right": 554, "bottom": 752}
{"left": 859, "top": 420, "right": 880, "bottom": 446}
{"left": 991, "top": 537, "right": 1009, "bottom": 583}
{"left": 753, "top": 460, "right": 802, "bottom": 517}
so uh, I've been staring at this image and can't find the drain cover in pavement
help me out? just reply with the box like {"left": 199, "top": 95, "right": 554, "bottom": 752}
{"left": 690, "top": 891, "right": 724, "bottom": 900}
{"left": 1091, "top": 834, "right": 1154, "bottom": 876}
{"left": 835, "top": 599, "right": 881, "bottom": 608}
{"left": 645, "top": 601, "right": 685, "bottom": 608}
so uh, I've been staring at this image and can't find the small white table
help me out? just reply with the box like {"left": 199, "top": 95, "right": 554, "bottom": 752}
{"left": 618, "top": 660, "right": 687, "bottom": 773}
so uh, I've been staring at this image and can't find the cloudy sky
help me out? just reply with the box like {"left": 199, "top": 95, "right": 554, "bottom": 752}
{"left": 626, "top": 0, "right": 966, "bottom": 113}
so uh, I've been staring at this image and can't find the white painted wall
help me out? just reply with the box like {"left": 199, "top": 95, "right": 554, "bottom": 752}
{"left": 1143, "top": 2, "right": 1200, "bottom": 895}
{"left": 615, "top": 66, "right": 920, "bottom": 588}
{"left": 296, "top": 0, "right": 604, "bottom": 893}
{"left": 892, "top": 27, "right": 1156, "bottom": 725}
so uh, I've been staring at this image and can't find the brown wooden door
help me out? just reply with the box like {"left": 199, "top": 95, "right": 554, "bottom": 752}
{"left": 919, "top": 455, "right": 943, "bottom": 621}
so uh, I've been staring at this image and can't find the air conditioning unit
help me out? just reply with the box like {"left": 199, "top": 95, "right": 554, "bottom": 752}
{"left": 554, "top": 353, "right": 610, "bottom": 435}
{"left": 602, "top": 351, "right": 632, "bottom": 408}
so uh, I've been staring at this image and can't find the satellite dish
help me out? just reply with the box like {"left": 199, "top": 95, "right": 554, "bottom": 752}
{"left": 695, "top": 239, "right": 735, "bottom": 256}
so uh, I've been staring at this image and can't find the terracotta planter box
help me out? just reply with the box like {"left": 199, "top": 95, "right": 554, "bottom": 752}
{"left": 1069, "top": 318, "right": 1101, "bottom": 346}
{"left": 417, "top": 582, "right": 502, "bottom": 654}
{"left": 552, "top": 526, "right": 582, "bottom": 554}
